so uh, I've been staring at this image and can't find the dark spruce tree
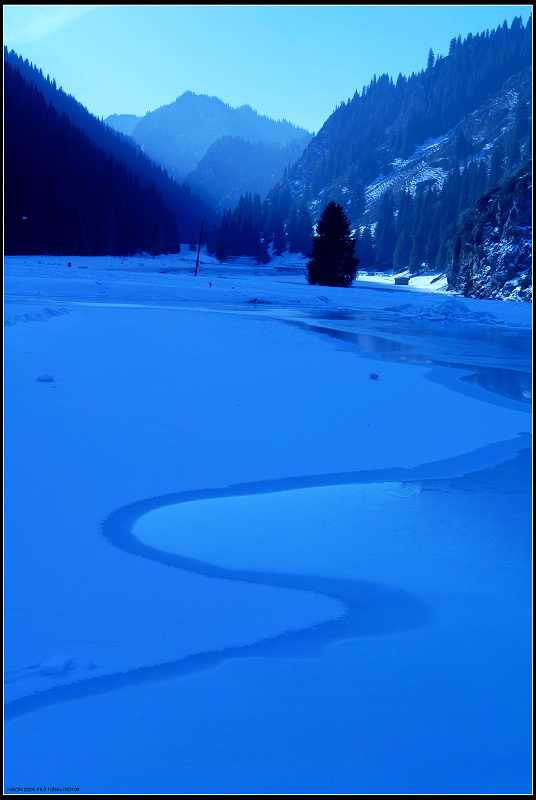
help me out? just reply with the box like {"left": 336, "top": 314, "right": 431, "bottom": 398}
{"left": 306, "top": 202, "right": 359, "bottom": 287}
{"left": 288, "top": 204, "right": 313, "bottom": 256}
{"left": 271, "top": 218, "right": 287, "bottom": 254}
{"left": 215, "top": 227, "right": 228, "bottom": 264}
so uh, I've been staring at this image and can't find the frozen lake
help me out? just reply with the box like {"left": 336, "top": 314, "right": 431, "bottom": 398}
{"left": 4, "top": 260, "right": 532, "bottom": 794}
{"left": 6, "top": 293, "right": 532, "bottom": 404}
{"left": 125, "top": 456, "right": 531, "bottom": 794}
{"left": 255, "top": 306, "right": 532, "bottom": 405}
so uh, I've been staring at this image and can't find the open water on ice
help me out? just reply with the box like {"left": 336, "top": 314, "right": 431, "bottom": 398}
{"left": 258, "top": 307, "right": 532, "bottom": 406}
{"left": 5, "top": 294, "right": 532, "bottom": 404}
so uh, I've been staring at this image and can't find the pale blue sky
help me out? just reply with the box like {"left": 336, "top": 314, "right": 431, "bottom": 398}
{"left": 3, "top": 5, "right": 532, "bottom": 133}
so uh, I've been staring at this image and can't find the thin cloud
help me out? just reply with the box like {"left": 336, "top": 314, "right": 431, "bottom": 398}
{"left": 4, "top": 5, "right": 98, "bottom": 45}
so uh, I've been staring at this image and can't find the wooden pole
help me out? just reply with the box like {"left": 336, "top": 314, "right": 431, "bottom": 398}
{"left": 194, "top": 221, "right": 204, "bottom": 276}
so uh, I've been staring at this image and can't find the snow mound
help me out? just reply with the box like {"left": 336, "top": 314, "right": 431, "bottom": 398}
{"left": 40, "top": 655, "right": 74, "bottom": 675}
{"left": 388, "top": 298, "right": 497, "bottom": 324}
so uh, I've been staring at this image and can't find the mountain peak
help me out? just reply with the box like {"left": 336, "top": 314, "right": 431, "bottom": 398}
{"left": 116, "top": 92, "right": 310, "bottom": 181}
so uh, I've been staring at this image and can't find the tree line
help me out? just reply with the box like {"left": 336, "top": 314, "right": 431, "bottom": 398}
{"left": 257, "top": 15, "right": 531, "bottom": 269}
{"left": 4, "top": 47, "right": 216, "bottom": 247}
{"left": 205, "top": 191, "right": 314, "bottom": 262}
{"left": 4, "top": 62, "right": 180, "bottom": 255}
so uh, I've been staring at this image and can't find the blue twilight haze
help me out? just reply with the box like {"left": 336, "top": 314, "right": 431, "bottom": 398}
{"left": 3, "top": 4, "right": 532, "bottom": 132}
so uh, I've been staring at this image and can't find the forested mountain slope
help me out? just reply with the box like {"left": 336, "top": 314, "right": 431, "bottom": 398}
{"left": 104, "top": 113, "right": 141, "bottom": 137}
{"left": 260, "top": 15, "right": 531, "bottom": 286}
{"left": 4, "top": 47, "right": 216, "bottom": 245}
{"left": 186, "top": 134, "right": 312, "bottom": 212}
{"left": 4, "top": 62, "right": 180, "bottom": 256}
{"left": 446, "top": 162, "right": 532, "bottom": 301}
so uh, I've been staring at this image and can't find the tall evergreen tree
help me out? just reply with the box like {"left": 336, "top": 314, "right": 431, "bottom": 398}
{"left": 359, "top": 226, "right": 376, "bottom": 268}
{"left": 272, "top": 218, "right": 287, "bottom": 254}
{"left": 488, "top": 146, "right": 504, "bottom": 189}
{"left": 215, "top": 227, "right": 228, "bottom": 264}
{"left": 306, "top": 202, "right": 359, "bottom": 287}
{"left": 289, "top": 204, "right": 313, "bottom": 256}
{"left": 375, "top": 191, "right": 397, "bottom": 269}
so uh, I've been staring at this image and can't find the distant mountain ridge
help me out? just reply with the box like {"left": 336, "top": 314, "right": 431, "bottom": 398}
{"left": 186, "top": 133, "right": 313, "bottom": 212}
{"left": 104, "top": 114, "right": 141, "bottom": 137}
{"left": 106, "top": 92, "right": 311, "bottom": 183}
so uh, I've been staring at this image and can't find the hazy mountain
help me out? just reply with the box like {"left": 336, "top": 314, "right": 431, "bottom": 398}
{"left": 104, "top": 113, "right": 141, "bottom": 137}
{"left": 119, "top": 91, "right": 311, "bottom": 182}
{"left": 186, "top": 133, "right": 313, "bottom": 212}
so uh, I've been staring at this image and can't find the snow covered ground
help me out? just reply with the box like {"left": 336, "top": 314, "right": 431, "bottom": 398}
{"left": 4, "top": 249, "right": 532, "bottom": 793}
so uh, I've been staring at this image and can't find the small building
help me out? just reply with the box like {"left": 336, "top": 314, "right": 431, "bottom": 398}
{"left": 394, "top": 276, "right": 411, "bottom": 285}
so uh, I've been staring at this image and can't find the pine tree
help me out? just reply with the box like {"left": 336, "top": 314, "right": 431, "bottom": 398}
{"left": 215, "top": 228, "right": 227, "bottom": 264}
{"left": 359, "top": 226, "right": 376, "bottom": 268}
{"left": 272, "top": 219, "right": 287, "bottom": 254}
{"left": 292, "top": 204, "right": 313, "bottom": 256}
{"left": 393, "top": 226, "right": 412, "bottom": 272}
{"left": 454, "top": 129, "right": 473, "bottom": 161}
{"left": 375, "top": 191, "right": 397, "bottom": 269}
{"left": 255, "top": 238, "right": 270, "bottom": 265}
{"left": 306, "top": 202, "right": 359, "bottom": 287}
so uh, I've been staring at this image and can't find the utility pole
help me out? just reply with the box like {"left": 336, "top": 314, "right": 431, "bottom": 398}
{"left": 194, "top": 221, "right": 204, "bottom": 276}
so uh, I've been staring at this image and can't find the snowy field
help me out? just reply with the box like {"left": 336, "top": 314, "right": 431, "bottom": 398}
{"left": 4, "top": 249, "right": 532, "bottom": 794}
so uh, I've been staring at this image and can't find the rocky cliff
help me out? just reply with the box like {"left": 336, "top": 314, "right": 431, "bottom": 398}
{"left": 447, "top": 162, "right": 532, "bottom": 301}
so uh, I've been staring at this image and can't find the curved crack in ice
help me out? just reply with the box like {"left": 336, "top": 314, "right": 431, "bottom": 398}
{"left": 5, "top": 435, "right": 530, "bottom": 722}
